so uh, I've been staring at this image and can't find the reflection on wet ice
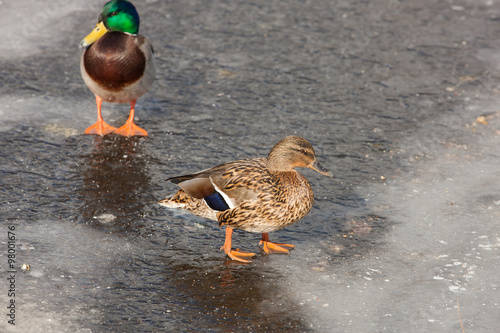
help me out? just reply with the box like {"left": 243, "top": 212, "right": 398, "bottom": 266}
{"left": 77, "top": 135, "right": 151, "bottom": 229}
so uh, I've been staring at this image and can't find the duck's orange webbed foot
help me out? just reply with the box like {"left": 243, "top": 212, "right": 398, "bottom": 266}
{"left": 260, "top": 233, "right": 295, "bottom": 254}
{"left": 114, "top": 99, "right": 148, "bottom": 137}
{"left": 114, "top": 122, "right": 148, "bottom": 137}
{"left": 260, "top": 241, "right": 295, "bottom": 254}
{"left": 86, "top": 96, "right": 116, "bottom": 136}
{"left": 221, "top": 226, "right": 256, "bottom": 263}
{"left": 85, "top": 121, "right": 116, "bottom": 136}
{"left": 221, "top": 246, "right": 257, "bottom": 263}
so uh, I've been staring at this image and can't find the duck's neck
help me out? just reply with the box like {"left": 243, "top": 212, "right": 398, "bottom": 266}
{"left": 266, "top": 158, "right": 294, "bottom": 173}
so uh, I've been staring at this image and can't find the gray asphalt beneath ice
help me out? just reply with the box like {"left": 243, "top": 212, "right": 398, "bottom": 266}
{"left": 0, "top": 0, "right": 499, "bottom": 332}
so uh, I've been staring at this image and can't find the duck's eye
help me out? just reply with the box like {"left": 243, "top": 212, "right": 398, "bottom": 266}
{"left": 299, "top": 149, "right": 306, "bottom": 154}
{"left": 110, "top": 11, "right": 119, "bottom": 16}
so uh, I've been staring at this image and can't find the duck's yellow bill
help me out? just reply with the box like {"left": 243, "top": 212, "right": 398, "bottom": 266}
{"left": 80, "top": 21, "right": 108, "bottom": 47}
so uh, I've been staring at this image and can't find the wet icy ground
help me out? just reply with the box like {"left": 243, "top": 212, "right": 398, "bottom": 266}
{"left": 1, "top": 0, "right": 499, "bottom": 331}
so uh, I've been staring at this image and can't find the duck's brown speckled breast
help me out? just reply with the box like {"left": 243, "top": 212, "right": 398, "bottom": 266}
{"left": 83, "top": 31, "right": 145, "bottom": 91}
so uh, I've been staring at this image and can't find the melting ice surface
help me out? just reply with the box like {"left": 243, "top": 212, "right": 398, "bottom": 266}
{"left": 1, "top": 0, "right": 499, "bottom": 331}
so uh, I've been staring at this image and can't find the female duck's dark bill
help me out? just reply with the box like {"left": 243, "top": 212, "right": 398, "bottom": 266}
{"left": 310, "top": 160, "right": 334, "bottom": 177}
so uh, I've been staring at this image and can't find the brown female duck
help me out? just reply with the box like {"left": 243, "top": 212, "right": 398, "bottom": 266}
{"left": 159, "top": 136, "right": 333, "bottom": 263}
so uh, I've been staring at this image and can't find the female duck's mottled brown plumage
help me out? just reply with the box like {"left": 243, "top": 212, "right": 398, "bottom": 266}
{"left": 159, "top": 136, "right": 333, "bottom": 263}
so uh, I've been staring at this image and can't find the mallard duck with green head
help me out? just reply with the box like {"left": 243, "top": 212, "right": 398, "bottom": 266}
{"left": 80, "top": 0, "right": 155, "bottom": 137}
{"left": 159, "top": 136, "right": 334, "bottom": 263}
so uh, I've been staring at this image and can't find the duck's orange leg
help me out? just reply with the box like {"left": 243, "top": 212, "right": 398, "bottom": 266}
{"left": 85, "top": 96, "right": 116, "bottom": 136}
{"left": 115, "top": 99, "right": 148, "bottom": 137}
{"left": 220, "top": 227, "right": 256, "bottom": 263}
{"left": 259, "top": 233, "right": 295, "bottom": 254}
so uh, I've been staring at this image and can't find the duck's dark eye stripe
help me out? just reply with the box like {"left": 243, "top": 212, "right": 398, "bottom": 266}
{"left": 294, "top": 148, "right": 313, "bottom": 158}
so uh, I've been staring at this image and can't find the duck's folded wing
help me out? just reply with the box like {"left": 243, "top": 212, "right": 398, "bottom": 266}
{"left": 209, "top": 158, "right": 267, "bottom": 206}
{"left": 167, "top": 175, "right": 215, "bottom": 199}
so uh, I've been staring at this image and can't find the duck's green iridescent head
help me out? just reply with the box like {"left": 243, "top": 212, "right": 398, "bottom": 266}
{"left": 81, "top": 0, "right": 140, "bottom": 47}
{"left": 99, "top": 0, "right": 140, "bottom": 34}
